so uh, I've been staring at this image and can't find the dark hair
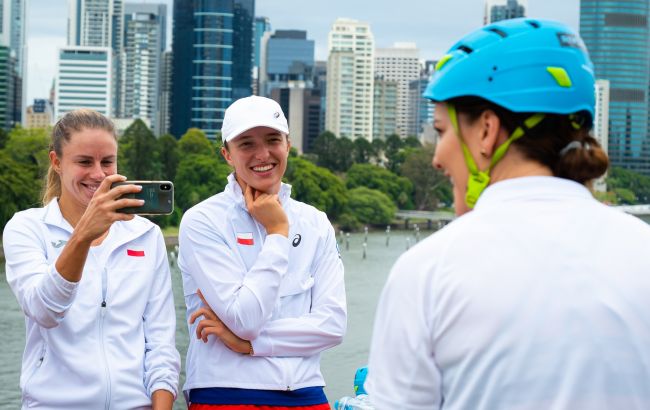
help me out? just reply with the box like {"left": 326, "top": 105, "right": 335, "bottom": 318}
{"left": 43, "top": 109, "right": 117, "bottom": 205}
{"left": 448, "top": 96, "right": 609, "bottom": 185}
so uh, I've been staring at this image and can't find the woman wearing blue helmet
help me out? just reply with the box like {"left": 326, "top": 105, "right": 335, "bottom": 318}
{"left": 366, "top": 19, "right": 650, "bottom": 409}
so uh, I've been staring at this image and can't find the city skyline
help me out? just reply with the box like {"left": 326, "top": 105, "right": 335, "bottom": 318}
{"left": 25, "top": 0, "right": 579, "bottom": 103}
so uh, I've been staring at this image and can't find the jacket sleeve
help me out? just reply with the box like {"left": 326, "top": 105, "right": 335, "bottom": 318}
{"left": 178, "top": 209, "right": 289, "bottom": 341}
{"left": 3, "top": 214, "right": 79, "bottom": 329}
{"left": 142, "top": 228, "right": 181, "bottom": 399}
{"left": 250, "top": 223, "right": 347, "bottom": 357}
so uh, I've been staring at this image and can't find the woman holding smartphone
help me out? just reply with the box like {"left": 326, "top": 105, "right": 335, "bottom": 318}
{"left": 2, "top": 109, "right": 180, "bottom": 409}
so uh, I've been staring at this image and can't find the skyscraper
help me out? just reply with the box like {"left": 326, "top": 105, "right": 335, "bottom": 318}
{"left": 170, "top": 0, "right": 255, "bottom": 139}
{"left": 262, "top": 30, "right": 314, "bottom": 96}
{"left": 580, "top": 0, "right": 650, "bottom": 174}
{"left": 121, "top": 3, "right": 166, "bottom": 129}
{"left": 374, "top": 43, "right": 420, "bottom": 138}
{"left": 373, "top": 75, "right": 398, "bottom": 140}
{"left": 1, "top": 0, "right": 25, "bottom": 124}
{"left": 326, "top": 18, "right": 374, "bottom": 140}
{"left": 68, "top": 0, "right": 123, "bottom": 49}
{"left": 0, "top": 45, "right": 17, "bottom": 129}
{"left": 67, "top": 0, "right": 124, "bottom": 117}
{"left": 54, "top": 47, "right": 112, "bottom": 119}
{"left": 484, "top": 0, "right": 526, "bottom": 24}
{"left": 253, "top": 16, "right": 271, "bottom": 95}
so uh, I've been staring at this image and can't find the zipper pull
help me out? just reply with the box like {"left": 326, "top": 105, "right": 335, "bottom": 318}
{"left": 101, "top": 301, "right": 107, "bottom": 308}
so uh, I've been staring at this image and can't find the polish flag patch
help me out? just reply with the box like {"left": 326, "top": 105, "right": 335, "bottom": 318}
{"left": 236, "top": 232, "right": 254, "bottom": 246}
{"left": 127, "top": 249, "right": 145, "bottom": 257}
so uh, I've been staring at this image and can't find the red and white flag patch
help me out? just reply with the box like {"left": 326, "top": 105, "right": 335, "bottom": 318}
{"left": 236, "top": 232, "right": 254, "bottom": 246}
{"left": 127, "top": 249, "right": 145, "bottom": 257}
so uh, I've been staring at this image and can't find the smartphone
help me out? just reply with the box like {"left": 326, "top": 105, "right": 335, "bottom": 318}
{"left": 111, "top": 181, "right": 174, "bottom": 215}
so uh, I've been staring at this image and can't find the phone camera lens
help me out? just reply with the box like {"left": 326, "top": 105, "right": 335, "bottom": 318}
{"left": 160, "top": 184, "right": 171, "bottom": 191}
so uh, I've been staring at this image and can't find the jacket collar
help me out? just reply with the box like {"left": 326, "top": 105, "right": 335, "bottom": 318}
{"left": 474, "top": 176, "right": 593, "bottom": 211}
{"left": 225, "top": 173, "right": 292, "bottom": 211}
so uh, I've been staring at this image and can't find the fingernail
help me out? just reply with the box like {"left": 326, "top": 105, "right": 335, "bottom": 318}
{"left": 138, "top": 200, "right": 145, "bottom": 204}
{"left": 135, "top": 185, "right": 142, "bottom": 190}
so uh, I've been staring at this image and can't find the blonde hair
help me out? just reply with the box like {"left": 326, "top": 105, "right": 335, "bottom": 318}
{"left": 42, "top": 109, "right": 117, "bottom": 205}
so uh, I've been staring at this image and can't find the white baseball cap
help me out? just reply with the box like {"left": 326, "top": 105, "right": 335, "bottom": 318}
{"left": 221, "top": 96, "right": 289, "bottom": 143}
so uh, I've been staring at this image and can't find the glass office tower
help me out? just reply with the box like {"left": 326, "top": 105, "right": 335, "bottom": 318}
{"left": 580, "top": 0, "right": 650, "bottom": 174}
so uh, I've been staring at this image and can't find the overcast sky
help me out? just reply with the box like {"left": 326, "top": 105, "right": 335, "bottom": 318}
{"left": 25, "top": 0, "right": 579, "bottom": 102}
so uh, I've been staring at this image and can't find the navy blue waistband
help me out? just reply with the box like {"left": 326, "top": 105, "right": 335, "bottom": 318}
{"left": 189, "top": 386, "right": 328, "bottom": 406}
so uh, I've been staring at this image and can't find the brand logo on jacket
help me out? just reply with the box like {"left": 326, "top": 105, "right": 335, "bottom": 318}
{"left": 51, "top": 240, "right": 67, "bottom": 248}
{"left": 237, "top": 232, "right": 254, "bottom": 246}
{"left": 127, "top": 249, "right": 145, "bottom": 257}
{"left": 292, "top": 234, "right": 302, "bottom": 247}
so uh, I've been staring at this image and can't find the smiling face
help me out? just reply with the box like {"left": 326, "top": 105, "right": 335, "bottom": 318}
{"left": 51, "top": 127, "right": 117, "bottom": 215}
{"left": 221, "top": 126, "right": 291, "bottom": 194}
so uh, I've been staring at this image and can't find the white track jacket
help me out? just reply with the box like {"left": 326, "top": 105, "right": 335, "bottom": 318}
{"left": 3, "top": 199, "right": 180, "bottom": 409}
{"left": 179, "top": 174, "right": 346, "bottom": 395}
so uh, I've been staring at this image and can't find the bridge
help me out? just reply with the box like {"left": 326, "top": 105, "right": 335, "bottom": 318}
{"left": 396, "top": 204, "right": 650, "bottom": 230}
{"left": 395, "top": 210, "right": 455, "bottom": 230}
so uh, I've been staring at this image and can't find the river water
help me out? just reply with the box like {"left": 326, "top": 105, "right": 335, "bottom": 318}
{"left": 0, "top": 229, "right": 427, "bottom": 409}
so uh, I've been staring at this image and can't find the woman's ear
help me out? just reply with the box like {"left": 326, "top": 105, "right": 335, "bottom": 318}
{"left": 49, "top": 151, "right": 61, "bottom": 174}
{"left": 479, "top": 109, "right": 504, "bottom": 158}
{"left": 221, "top": 146, "right": 233, "bottom": 166}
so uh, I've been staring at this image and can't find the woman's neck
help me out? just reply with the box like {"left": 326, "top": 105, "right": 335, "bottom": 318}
{"left": 57, "top": 196, "right": 85, "bottom": 228}
{"left": 489, "top": 151, "right": 552, "bottom": 185}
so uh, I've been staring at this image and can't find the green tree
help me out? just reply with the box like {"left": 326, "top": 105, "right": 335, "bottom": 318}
{"left": 346, "top": 163, "right": 414, "bottom": 209}
{"left": 401, "top": 144, "right": 453, "bottom": 210}
{"left": 284, "top": 156, "right": 348, "bottom": 219}
{"left": 158, "top": 134, "right": 179, "bottom": 181}
{"left": 347, "top": 187, "right": 396, "bottom": 225}
{"left": 0, "top": 128, "right": 9, "bottom": 149}
{"left": 175, "top": 154, "right": 231, "bottom": 211}
{"left": 178, "top": 128, "right": 215, "bottom": 157}
{"left": 4, "top": 126, "right": 50, "bottom": 178}
{"left": 118, "top": 119, "right": 161, "bottom": 179}
{"left": 607, "top": 166, "right": 650, "bottom": 204}
{"left": 312, "top": 131, "right": 339, "bottom": 170}
{"left": 0, "top": 151, "right": 41, "bottom": 230}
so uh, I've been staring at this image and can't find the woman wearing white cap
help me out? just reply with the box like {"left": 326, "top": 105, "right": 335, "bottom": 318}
{"left": 178, "top": 96, "right": 347, "bottom": 409}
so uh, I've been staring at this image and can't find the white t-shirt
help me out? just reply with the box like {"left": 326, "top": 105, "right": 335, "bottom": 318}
{"left": 367, "top": 176, "right": 650, "bottom": 410}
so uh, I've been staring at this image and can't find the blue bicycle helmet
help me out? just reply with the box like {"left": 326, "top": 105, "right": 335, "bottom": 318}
{"left": 424, "top": 18, "right": 595, "bottom": 121}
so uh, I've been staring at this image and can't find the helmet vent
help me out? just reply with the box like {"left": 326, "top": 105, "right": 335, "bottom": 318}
{"left": 457, "top": 45, "right": 473, "bottom": 54}
{"left": 488, "top": 27, "right": 508, "bottom": 38}
{"left": 526, "top": 20, "right": 541, "bottom": 28}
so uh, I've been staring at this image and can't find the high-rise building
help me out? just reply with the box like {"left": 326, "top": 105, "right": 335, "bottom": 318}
{"left": 156, "top": 50, "right": 172, "bottom": 135}
{"left": 0, "top": 45, "right": 17, "bottom": 129}
{"left": 232, "top": 0, "right": 254, "bottom": 101}
{"left": 373, "top": 75, "right": 398, "bottom": 140}
{"left": 68, "top": 0, "right": 124, "bottom": 49}
{"left": 580, "top": 0, "right": 650, "bottom": 174}
{"left": 375, "top": 43, "right": 420, "bottom": 138}
{"left": 594, "top": 79, "right": 610, "bottom": 192}
{"left": 326, "top": 18, "right": 374, "bottom": 140}
{"left": 1, "top": 0, "right": 25, "bottom": 123}
{"left": 253, "top": 16, "right": 271, "bottom": 95}
{"left": 54, "top": 47, "right": 112, "bottom": 119}
{"left": 170, "top": 0, "right": 255, "bottom": 139}
{"left": 313, "top": 60, "right": 327, "bottom": 135}
{"left": 270, "top": 82, "right": 321, "bottom": 153}
{"left": 484, "top": 0, "right": 526, "bottom": 24}
{"left": 408, "top": 60, "right": 436, "bottom": 141}
{"left": 261, "top": 30, "right": 315, "bottom": 96}
{"left": 67, "top": 0, "right": 124, "bottom": 117}
{"left": 121, "top": 3, "right": 166, "bottom": 129}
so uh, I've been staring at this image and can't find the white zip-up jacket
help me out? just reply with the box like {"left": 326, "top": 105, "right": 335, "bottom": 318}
{"left": 179, "top": 174, "right": 346, "bottom": 394}
{"left": 3, "top": 199, "right": 180, "bottom": 410}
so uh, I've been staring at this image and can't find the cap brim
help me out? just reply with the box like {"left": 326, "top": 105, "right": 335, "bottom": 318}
{"left": 223, "top": 122, "right": 289, "bottom": 143}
